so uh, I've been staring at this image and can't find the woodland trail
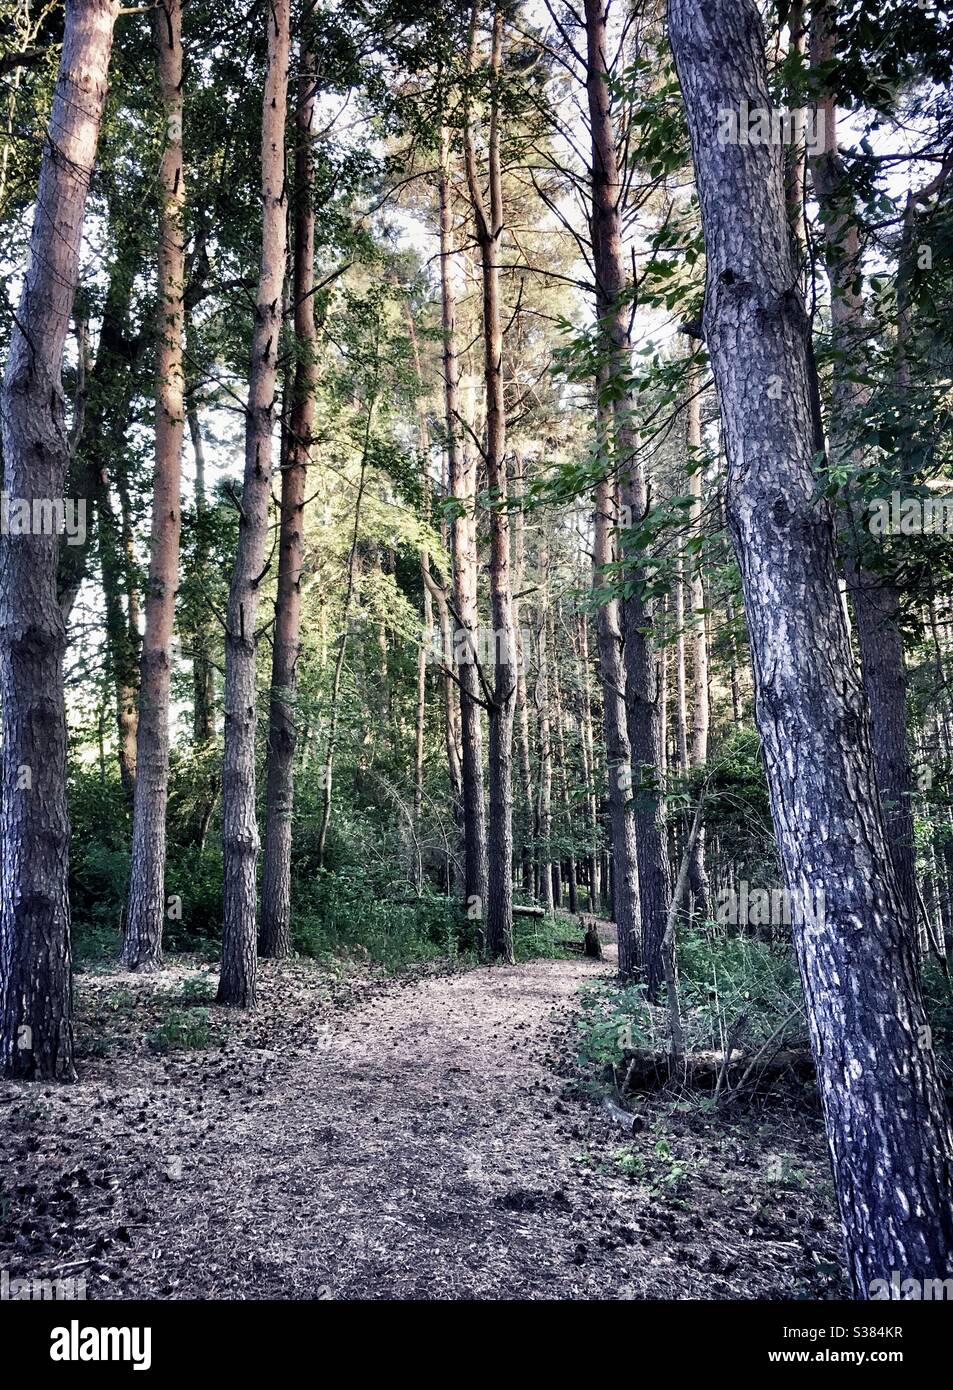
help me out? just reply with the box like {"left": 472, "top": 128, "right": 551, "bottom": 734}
{"left": 1, "top": 940, "right": 841, "bottom": 1301}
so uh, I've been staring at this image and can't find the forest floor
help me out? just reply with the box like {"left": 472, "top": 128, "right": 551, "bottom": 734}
{"left": 0, "top": 932, "right": 848, "bottom": 1300}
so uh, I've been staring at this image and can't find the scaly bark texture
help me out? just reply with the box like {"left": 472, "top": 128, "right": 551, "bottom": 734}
{"left": 808, "top": 0, "right": 916, "bottom": 918}
{"left": 584, "top": 0, "right": 669, "bottom": 990}
{"left": 218, "top": 0, "right": 290, "bottom": 1006}
{"left": 124, "top": 0, "right": 186, "bottom": 971}
{"left": 464, "top": 5, "right": 515, "bottom": 961}
{"left": 668, "top": 0, "right": 953, "bottom": 1295}
{"left": 261, "top": 46, "right": 318, "bottom": 959}
{"left": 440, "top": 128, "right": 488, "bottom": 915}
{"left": 0, "top": 0, "right": 118, "bottom": 1079}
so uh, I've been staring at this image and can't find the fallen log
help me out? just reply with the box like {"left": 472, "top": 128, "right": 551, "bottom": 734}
{"left": 513, "top": 904, "right": 545, "bottom": 918}
{"left": 614, "top": 1047, "right": 815, "bottom": 1093}
{"left": 600, "top": 1096, "right": 643, "bottom": 1135}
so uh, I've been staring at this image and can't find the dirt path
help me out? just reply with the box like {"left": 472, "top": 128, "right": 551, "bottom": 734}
{"left": 0, "top": 945, "right": 841, "bottom": 1301}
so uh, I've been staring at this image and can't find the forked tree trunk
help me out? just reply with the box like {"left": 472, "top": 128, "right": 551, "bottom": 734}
{"left": 260, "top": 46, "right": 318, "bottom": 959}
{"left": 464, "top": 4, "right": 515, "bottom": 962}
{"left": 124, "top": 0, "right": 186, "bottom": 971}
{"left": 218, "top": 0, "right": 290, "bottom": 1007}
{"left": 0, "top": 0, "right": 119, "bottom": 1079}
{"left": 668, "top": 0, "right": 953, "bottom": 1295}
{"left": 584, "top": 0, "right": 669, "bottom": 992}
{"left": 439, "top": 128, "right": 488, "bottom": 915}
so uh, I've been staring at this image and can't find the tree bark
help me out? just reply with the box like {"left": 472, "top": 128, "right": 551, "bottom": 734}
{"left": 808, "top": 0, "right": 916, "bottom": 920}
{"left": 584, "top": 0, "right": 669, "bottom": 992}
{"left": 218, "top": 0, "right": 290, "bottom": 1007}
{"left": 686, "top": 371, "right": 711, "bottom": 922}
{"left": 0, "top": 0, "right": 118, "bottom": 1080}
{"left": 576, "top": 610, "right": 602, "bottom": 907}
{"left": 464, "top": 4, "right": 515, "bottom": 962}
{"left": 124, "top": 0, "right": 186, "bottom": 972}
{"left": 188, "top": 402, "right": 215, "bottom": 743}
{"left": 512, "top": 451, "right": 536, "bottom": 897}
{"left": 668, "top": 0, "right": 953, "bottom": 1295}
{"left": 439, "top": 127, "right": 488, "bottom": 915}
{"left": 592, "top": 408, "right": 641, "bottom": 979}
{"left": 552, "top": 610, "right": 578, "bottom": 914}
{"left": 260, "top": 46, "right": 317, "bottom": 959}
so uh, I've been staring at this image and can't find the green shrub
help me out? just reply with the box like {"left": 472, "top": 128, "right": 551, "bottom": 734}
{"left": 291, "top": 874, "right": 473, "bottom": 970}
{"left": 575, "top": 929, "right": 804, "bottom": 1079}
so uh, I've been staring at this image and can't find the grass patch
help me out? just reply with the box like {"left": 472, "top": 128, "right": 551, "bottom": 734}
{"left": 147, "top": 1007, "right": 219, "bottom": 1053}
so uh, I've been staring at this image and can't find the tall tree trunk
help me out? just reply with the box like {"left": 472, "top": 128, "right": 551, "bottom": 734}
{"left": 593, "top": 399, "right": 641, "bottom": 977}
{"left": 315, "top": 431, "right": 372, "bottom": 869}
{"left": 406, "top": 306, "right": 437, "bottom": 889}
{"left": 218, "top": 0, "right": 290, "bottom": 1007}
{"left": 668, "top": 0, "right": 953, "bottom": 1295}
{"left": 808, "top": 0, "right": 916, "bottom": 918}
{"left": 464, "top": 4, "right": 515, "bottom": 962}
{"left": 64, "top": 250, "right": 143, "bottom": 796}
{"left": 422, "top": 557, "right": 464, "bottom": 891}
{"left": 512, "top": 452, "right": 536, "bottom": 897}
{"left": 439, "top": 127, "right": 488, "bottom": 915}
{"left": 188, "top": 402, "right": 215, "bottom": 743}
{"left": 98, "top": 468, "right": 140, "bottom": 801}
{"left": 260, "top": 46, "right": 317, "bottom": 959}
{"left": 552, "top": 611, "right": 578, "bottom": 914}
{"left": 435, "top": 448, "right": 465, "bottom": 893}
{"left": 686, "top": 370, "right": 711, "bottom": 922}
{"left": 536, "top": 558, "right": 555, "bottom": 915}
{"left": 584, "top": 0, "right": 669, "bottom": 992}
{"left": 576, "top": 610, "right": 602, "bottom": 907}
{"left": 0, "top": 0, "right": 118, "bottom": 1080}
{"left": 124, "top": 0, "right": 186, "bottom": 971}
{"left": 673, "top": 553, "right": 689, "bottom": 770}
